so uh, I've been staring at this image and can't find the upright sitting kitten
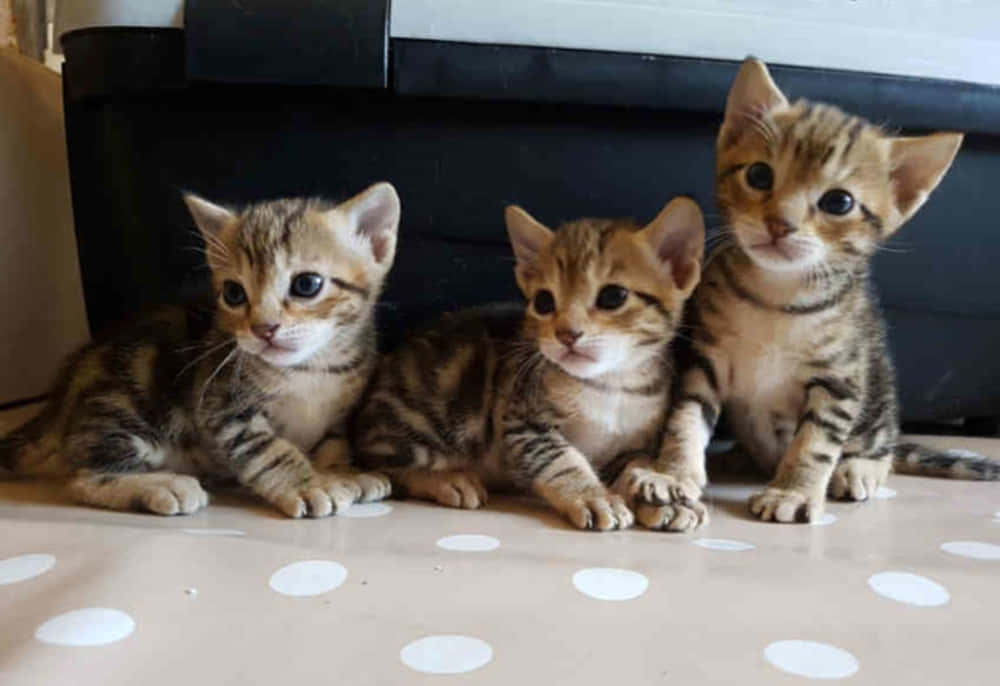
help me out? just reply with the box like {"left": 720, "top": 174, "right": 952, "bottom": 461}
{"left": 628, "top": 58, "right": 999, "bottom": 529}
{"left": 1, "top": 183, "right": 399, "bottom": 518}
{"left": 354, "top": 199, "right": 704, "bottom": 530}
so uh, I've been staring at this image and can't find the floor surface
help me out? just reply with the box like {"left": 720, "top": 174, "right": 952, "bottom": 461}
{"left": 2, "top": 405, "right": 999, "bottom": 684}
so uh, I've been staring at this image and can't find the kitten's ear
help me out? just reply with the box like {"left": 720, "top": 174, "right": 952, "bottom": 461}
{"left": 719, "top": 57, "right": 788, "bottom": 148}
{"left": 640, "top": 197, "right": 705, "bottom": 297}
{"left": 887, "top": 132, "right": 963, "bottom": 223}
{"left": 339, "top": 182, "right": 401, "bottom": 268}
{"left": 505, "top": 205, "right": 554, "bottom": 290}
{"left": 184, "top": 194, "right": 235, "bottom": 238}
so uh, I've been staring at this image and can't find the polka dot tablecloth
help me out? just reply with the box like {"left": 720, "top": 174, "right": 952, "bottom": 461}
{"left": 1, "top": 434, "right": 999, "bottom": 684}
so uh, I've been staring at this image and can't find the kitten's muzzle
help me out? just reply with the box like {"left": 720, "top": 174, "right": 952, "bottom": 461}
{"left": 251, "top": 322, "right": 280, "bottom": 341}
{"left": 765, "top": 215, "right": 798, "bottom": 240}
{"left": 555, "top": 328, "right": 583, "bottom": 348}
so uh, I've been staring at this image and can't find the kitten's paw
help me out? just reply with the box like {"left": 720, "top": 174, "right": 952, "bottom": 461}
{"left": 830, "top": 458, "right": 890, "bottom": 501}
{"left": 272, "top": 483, "right": 341, "bottom": 519}
{"left": 748, "top": 487, "right": 822, "bottom": 523}
{"left": 428, "top": 471, "right": 488, "bottom": 509}
{"left": 353, "top": 471, "right": 392, "bottom": 502}
{"left": 635, "top": 500, "right": 709, "bottom": 532}
{"left": 615, "top": 459, "right": 703, "bottom": 507}
{"left": 141, "top": 475, "right": 210, "bottom": 516}
{"left": 563, "top": 493, "right": 634, "bottom": 531}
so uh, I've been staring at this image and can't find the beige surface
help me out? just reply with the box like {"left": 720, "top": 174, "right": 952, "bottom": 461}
{"left": 1, "top": 401, "right": 998, "bottom": 684}
{"left": 0, "top": 49, "right": 89, "bottom": 405}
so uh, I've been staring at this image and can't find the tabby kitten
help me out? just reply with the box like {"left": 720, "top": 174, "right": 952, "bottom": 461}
{"left": 625, "top": 58, "right": 998, "bottom": 529}
{"left": 354, "top": 198, "right": 704, "bottom": 530}
{"left": 0, "top": 183, "right": 399, "bottom": 518}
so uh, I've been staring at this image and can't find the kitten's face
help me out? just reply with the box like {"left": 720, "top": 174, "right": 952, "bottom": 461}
{"left": 506, "top": 200, "right": 704, "bottom": 379}
{"left": 717, "top": 58, "right": 962, "bottom": 275}
{"left": 185, "top": 183, "right": 399, "bottom": 367}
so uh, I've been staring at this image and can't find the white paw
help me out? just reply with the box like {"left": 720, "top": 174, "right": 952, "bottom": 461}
{"left": 272, "top": 485, "right": 338, "bottom": 519}
{"left": 830, "top": 459, "right": 890, "bottom": 501}
{"left": 352, "top": 471, "right": 392, "bottom": 502}
{"left": 563, "top": 493, "right": 634, "bottom": 531}
{"left": 141, "top": 475, "right": 209, "bottom": 516}
{"left": 635, "top": 500, "right": 709, "bottom": 532}
{"left": 749, "top": 487, "right": 822, "bottom": 523}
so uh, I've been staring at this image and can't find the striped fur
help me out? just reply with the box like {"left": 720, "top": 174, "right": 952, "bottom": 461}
{"left": 0, "top": 183, "right": 400, "bottom": 517}
{"left": 632, "top": 58, "right": 985, "bottom": 529}
{"left": 355, "top": 199, "right": 704, "bottom": 530}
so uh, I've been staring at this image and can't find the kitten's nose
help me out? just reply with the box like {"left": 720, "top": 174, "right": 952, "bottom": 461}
{"left": 555, "top": 328, "right": 583, "bottom": 348}
{"left": 251, "top": 323, "right": 280, "bottom": 341}
{"left": 765, "top": 215, "right": 798, "bottom": 240}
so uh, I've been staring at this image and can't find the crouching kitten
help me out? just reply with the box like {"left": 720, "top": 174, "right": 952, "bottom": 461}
{"left": 354, "top": 198, "right": 704, "bottom": 530}
{"left": 1, "top": 183, "right": 399, "bottom": 518}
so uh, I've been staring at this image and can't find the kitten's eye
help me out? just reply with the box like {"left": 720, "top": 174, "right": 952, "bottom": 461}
{"left": 818, "top": 189, "right": 855, "bottom": 216}
{"left": 290, "top": 272, "right": 324, "bottom": 298}
{"left": 595, "top": 284, "right": 629, "bottom": 310}
{"left": 745, "top": 162, "right": 774, "bottom": 191}
{"left": 222, "top": 280, "right": 246, "bottom": 307}
{"left": 533, "top": 289, "right": 555, "bottom": 315}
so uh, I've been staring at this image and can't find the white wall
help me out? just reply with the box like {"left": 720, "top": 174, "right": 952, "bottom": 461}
{"left": 0, "top": 49, "right": 89, "bottom": 404}
{"left": 391, "top": 0, "right": 1000, "bottom": 86}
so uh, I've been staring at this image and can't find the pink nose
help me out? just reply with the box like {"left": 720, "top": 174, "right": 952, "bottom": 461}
{"left": 555, "top": 328, "right": 582, "bottom": 348}
{"left": 251, "top": 323, "right": 280, "bottom": 341}
{"left": 765, "top": 215, "right": 797, "bottom": 240}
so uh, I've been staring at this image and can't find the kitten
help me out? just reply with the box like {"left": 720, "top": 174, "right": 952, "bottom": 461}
{"left": 353, "top": 198, "right": 704, "bottom": 530}
{"left": 625, "top": 58, "right": 998, "bottom": 529}
{"left": 0, "top": 183, "right": 399, "bottom": 518}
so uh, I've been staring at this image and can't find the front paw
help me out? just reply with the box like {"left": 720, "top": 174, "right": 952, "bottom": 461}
{"left": 615, "top": 458, "right": 703, "bottom": 507}
{"left": 635, "top": 500, "right": 708, "bottom": 532}
{"left": 271, "top": 484, "right": 340, "bottom": 519}
{"left": 830, "top": 459, "right": 890, "bottom": 501}
{"left": 352, "top": 471, "right": 392, "bottom": 502}
{"left": 748, "top": 487, "right": 822, "bottom": 523}
{"left": 428, "top": 471, "right": 488, "bottom": 509}
{"left": 562, "top": 493, "right": 634, "bottom": 531}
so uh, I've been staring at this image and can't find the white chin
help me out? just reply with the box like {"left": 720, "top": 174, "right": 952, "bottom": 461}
{"left": 543, "top": 348, "right": 616, "bottom": 379}
{"left": 244, "top": 342, "right": 313, "bottom": 367}
{"left": 746, "top": 245, "right": 822, "bottom": 273}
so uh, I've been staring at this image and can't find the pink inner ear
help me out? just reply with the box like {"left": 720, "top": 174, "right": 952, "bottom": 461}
{"left": 671, "top": 258, "right": 695, "bottom": 291}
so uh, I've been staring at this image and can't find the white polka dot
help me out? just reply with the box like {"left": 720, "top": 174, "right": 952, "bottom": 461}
{"left": 35, "top": 608, "right": 135, "bottom": 647}
{"left": 181, "top": 528, "right": 246, "bottom": 536}
{"left": 436, "top": 535, "right": 500, "bottom": 552}
{"left": 692, "top": 538, "right": 755, "bottom": 552}
{"left": 0, "top": 553, "right": 55, "bottom": 585}
{"left": 269, "top": 560, "right": 347, "bottom": 596}
{"left": 764, "top": 640, "right": 859, "bottom": 679}
{"left": 812, "top": 513, "right": 837, "bottom": 527}
{"left": 341, "top": 502, "right": 393, "bottom": 518}
{"left": 941, "top": 540, "right": 1000, "bottom": 560}
{"left": 572, "top": 568, "right": 648, "bottom": 601}
{"left": 400, "top": 635, "right": 493, "bottom": 674}
{"left": 868, "top": 571, "right": 949, "bottom": 607}
{"left": 873, "top": 487, "right": 896, "bottom": 499}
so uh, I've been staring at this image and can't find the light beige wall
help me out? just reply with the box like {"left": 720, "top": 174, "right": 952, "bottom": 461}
{"left": 0, "top": 48, "right": 89, "bottom": 404}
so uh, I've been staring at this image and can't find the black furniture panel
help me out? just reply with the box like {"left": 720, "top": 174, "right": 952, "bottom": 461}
{"left": 59, "top": 25, "right": 1000, "bottom": 425}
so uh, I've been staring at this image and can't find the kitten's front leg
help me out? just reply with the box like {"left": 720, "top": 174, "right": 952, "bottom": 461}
{"left": 218, "top": 412, "right": 360, "bottom": 518}
{"left": 312, "top": 427, "right": 391, "bottom": 503}
{"left": 623, "top": 348, "right": 726, "bottom": 532}
{"left": 504, "top": 421, "right": 633, "bottom": 531}
{"left": 749, "top": 374, "right": 861, "bottom": 523}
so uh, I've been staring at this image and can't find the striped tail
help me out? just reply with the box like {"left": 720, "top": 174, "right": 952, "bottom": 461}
{"left": 894, "top": 442, "right": 1000, "bottom": 480}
